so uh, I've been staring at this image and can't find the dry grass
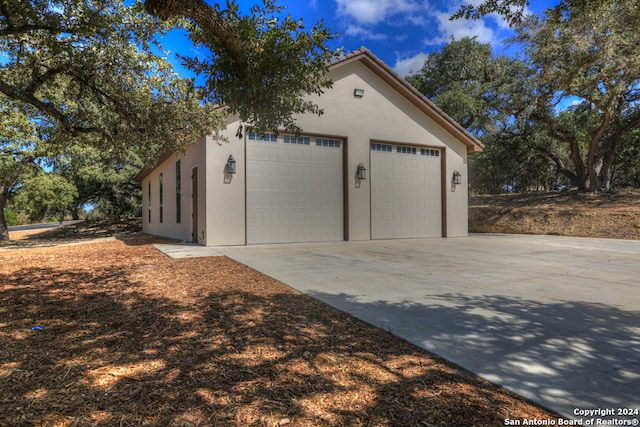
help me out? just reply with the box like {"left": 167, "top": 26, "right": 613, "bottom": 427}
{"left": 0, "top": 228, "right": 558, "bottom": 426}
{"left": 469, "top": 188, "right": 640, "bottom": 239}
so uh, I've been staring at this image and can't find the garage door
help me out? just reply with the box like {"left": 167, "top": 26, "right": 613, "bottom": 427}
{"left": 371, "top": 143, "right": 442, "bottom": 239}
{"left": 247, "top": 133, "right": 343, "bottom": 244}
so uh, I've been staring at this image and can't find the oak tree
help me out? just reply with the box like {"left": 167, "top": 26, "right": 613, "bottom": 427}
{"left": 514, "top": 0, "right": 640, "bottom": 191}
{"left": 0, "top": 1, "right": 221, "bottom": 242}
{"left": 1, "top": 0, "right": 335, "bottom": 242}
{"left": 406, "top": 37, "right": 506, "bottom": 137}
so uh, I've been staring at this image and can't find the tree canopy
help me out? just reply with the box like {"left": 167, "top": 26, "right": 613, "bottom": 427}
{"left": 0, "top": 0, "right": 221, "bottom": 157}
{"left": 0, "top": 0, "right": 216, "bottom": 242}
{"left": 406, "top": 37, "right": 507, "bottom": 137}
{"left": 143, "top": 0, "right": 339, "bottom": 134}
{"left": 406, "top": 37, "right": 560, "bottom": 193}
{"left": 514, "top": 0, "right": 640, "bottom": 191}
{"left": 452, "top": 0, "right": 612, "bottom": 25}
{"left": 0, "top": 0, "right": 339, "bottom": 242}
{"left": 411, "top": 0, "right": 640, "bottom": 194}
{"left": 0, "top": 103, "right": 38, "bottom": 238}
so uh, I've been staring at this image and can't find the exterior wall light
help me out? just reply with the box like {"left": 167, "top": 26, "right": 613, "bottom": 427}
{"left": 353, "top": 88, "right": 365, "bottom": 98}
{"left": 357, "top": 163, "right": 367, "bottom": 180}
{"left": 226, "top": 155, "right": 236, "bottom": 174}
{"left": 452, "top": 170, "right": 462, "bottom": 185}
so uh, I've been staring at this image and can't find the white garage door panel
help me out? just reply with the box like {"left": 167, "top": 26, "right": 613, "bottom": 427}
{"left": 371, "top": 146, "right": 442, "bottom": 239}
{"left": 247, "top": 138, "right": 343, "bottom": 244}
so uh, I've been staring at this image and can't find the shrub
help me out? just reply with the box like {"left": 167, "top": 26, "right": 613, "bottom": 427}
{"left": 3, "top": 209, "right": 20, "bottom": 226}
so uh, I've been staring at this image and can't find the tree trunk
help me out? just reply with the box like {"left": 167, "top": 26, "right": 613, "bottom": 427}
{"left": 599, "top": 134, "right": 619, "bottom": 192}
{"left": 567, "top": 138, "right": 589, "bottom": 191}
{"left": 585, "top": 111, "right": 611, "bottom": 192}
{"left": 586, "top": 162, "right": 600, "bottom": 192}
{"left": 0, "top": 190, "right": 10, "bottom": 244}
{"left": 601, "top": 148, "right": 616, "bottom": 191}
{"left": 569, "top": 170, "right": 588, "bottom": 192}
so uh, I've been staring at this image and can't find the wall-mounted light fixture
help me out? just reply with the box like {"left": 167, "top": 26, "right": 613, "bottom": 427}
{"left": 452, "top": 170, "right": 462, "bottom": 185}
{"left": 226, "top": 155, "right": 236, "bottom": 174}
{"left": 357, "top": 163, "right": 367, "bottom": 180}
{"left": 353, "top": 88, "right": 365, "bottom": 98}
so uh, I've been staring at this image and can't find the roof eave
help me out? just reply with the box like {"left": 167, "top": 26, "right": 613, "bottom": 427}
{"left": 134, "top": 151, "right": 174, "bottom": 182}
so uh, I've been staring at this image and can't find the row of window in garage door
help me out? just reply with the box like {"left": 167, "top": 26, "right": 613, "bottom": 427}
{"left": 250, "top": 131, "right": 441, "bottom": 157}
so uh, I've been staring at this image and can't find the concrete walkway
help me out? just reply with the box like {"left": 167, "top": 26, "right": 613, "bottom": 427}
{"left": 158, "top": 234, "right": 640, "bottom": 421}
{"left": 154, "top": 242, "right": 225, "bottom": 258}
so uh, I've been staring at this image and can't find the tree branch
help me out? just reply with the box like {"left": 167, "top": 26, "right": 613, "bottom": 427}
{"left": 528, "top": 140, "right": 579, "bottom": 185}
{"left": 619, "top": 109, "right": 640, "bottom": 135}
{"left": 144, "top": 0, "right": 247, "bottom": 76}
{"left": 25, "top": 67, "right": 61, "bottom": 94}
{"left": 0, "top": 25, "right": 72, "bottom": 37}
{"left": 0, "top": 79, "right": 99, "bottom": 137}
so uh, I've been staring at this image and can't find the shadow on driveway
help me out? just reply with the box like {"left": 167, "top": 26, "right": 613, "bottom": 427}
{"left": 306, "top": 289, "right": 640, "bottom": 419}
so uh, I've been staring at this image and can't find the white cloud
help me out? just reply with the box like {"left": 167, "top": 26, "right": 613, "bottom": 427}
{"left": 404, "top": 13, "right": 428, "bottom": 26}
{"left": 423, "top": 10, "right": 500, "bottom": 46}
{"left": 417, "top": 1, "right": 527, "bottom": 48}
{"left": 332, "top": 0, "right": 520, "bottom": 59}
{"left": 335, "top": 0, "right": 424, "bottom": 26}
{"left": 345, "top": 25, "right": 389, "bottom": 41}
{"left": 393, "top": 52, "right": 429, "bottom": 77}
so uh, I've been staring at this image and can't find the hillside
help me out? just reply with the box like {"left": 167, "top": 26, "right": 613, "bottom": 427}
{"left": 469, "top": 188, "right": 640, "bottom": 240}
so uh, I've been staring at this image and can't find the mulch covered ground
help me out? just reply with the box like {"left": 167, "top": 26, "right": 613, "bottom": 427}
{"left": 1, "top": 227, "right": 558, "bottom": 426}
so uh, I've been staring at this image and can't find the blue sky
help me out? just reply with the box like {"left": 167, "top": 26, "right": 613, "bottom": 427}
{"left": 159, "top": 0, "right": 558, "bottom": 80}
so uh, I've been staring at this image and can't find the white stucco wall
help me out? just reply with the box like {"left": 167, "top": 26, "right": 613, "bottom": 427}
{"left": 203, "top": 120, "right": 246, "bottom": 246}
{"left": 141, "top": 137, "right": 207, "bottom": 243}
{"left": 445, "top": 134, "right": 470, "bottom": 238}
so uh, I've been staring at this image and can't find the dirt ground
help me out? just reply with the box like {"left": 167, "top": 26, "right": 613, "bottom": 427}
{"left": 469, "top": 187, "right": 640, "bottom": 239}
{"left": 0, "top": 225, "right": 558, "bottom": 426}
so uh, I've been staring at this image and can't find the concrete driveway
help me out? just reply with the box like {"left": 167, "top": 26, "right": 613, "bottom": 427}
{"left": 215, "top": 234, "right": 640, "bottom": 421}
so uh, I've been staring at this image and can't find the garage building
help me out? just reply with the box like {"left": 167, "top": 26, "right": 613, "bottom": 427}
{"left": 137, "top": 47, "right": 483, "bottom": 246}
